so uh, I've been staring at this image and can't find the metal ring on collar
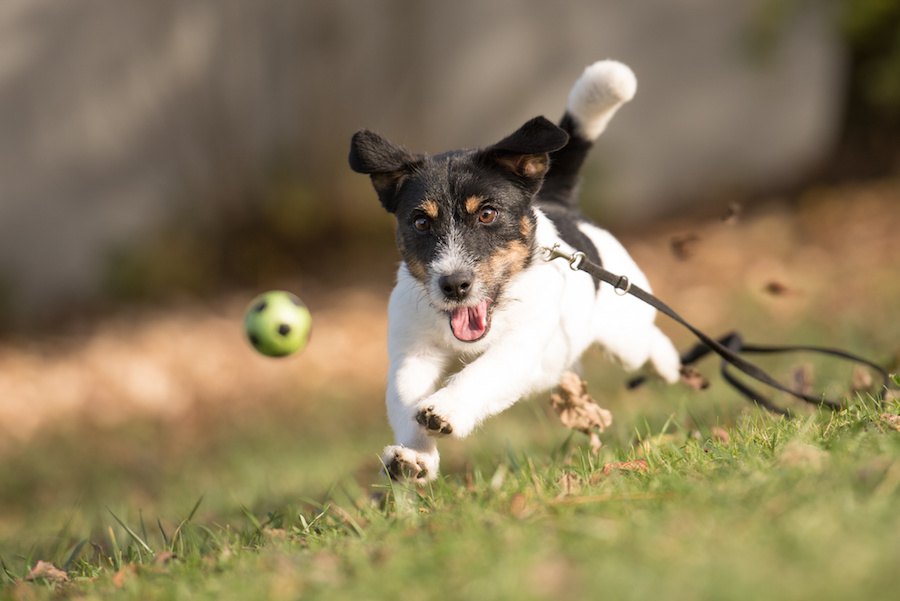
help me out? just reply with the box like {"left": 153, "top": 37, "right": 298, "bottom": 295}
{"left": 614, "top": 275, "right": 631, "bottom": 296}
{"left": 568, "top": 251, "right": 586, "bottom": 271}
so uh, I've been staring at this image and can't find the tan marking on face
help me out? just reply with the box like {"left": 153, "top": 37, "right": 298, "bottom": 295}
{"left": 519, "top": 215, "right": 534, "bottom": 239}
{"left": 420, "top": 199, "right": 439, "bottom": 219}
{"left": 476, "top": 240, "right": 531, "bottom": 290}
{"left": 465, "top": 196, "right": 483, "bottom": 215}
{"left": 405, "top": 257, "right": 429, "bottom": 284}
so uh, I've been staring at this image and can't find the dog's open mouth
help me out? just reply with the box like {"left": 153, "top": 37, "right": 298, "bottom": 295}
{"left": 449, "top": 299, "right": 492, "bottom": 342}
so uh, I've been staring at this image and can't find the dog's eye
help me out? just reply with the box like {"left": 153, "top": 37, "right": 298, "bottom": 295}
{"left": 413, "top": 215, "right": 431, "bottom": 232}
{"left": 478, "top": 207, "right": 499, "bottom": 225}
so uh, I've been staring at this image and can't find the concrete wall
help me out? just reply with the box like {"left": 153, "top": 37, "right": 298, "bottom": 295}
{"left": 0, "top": 0, "right": 844, "bottom": 315}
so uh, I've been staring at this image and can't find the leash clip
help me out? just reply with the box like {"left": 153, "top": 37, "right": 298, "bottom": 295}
{"left": 541, "top": 244, "right": 587, "bottom": 272}
{"left": 541, "top": 244, "right": 584, "bottom": 270}
{"left": 541, "top": 243, "right": 568, "bottom": 262}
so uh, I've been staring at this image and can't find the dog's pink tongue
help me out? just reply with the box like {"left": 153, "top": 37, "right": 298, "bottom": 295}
{"left": 450, "top": 300, "right": 490, "bottom": 342}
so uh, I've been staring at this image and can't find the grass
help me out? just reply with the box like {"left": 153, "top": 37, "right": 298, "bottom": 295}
{"left": 2, "top": 184, "right": 899, "bottom": 600}
{"left": 1, "top": 377, "right": 898, "bottom": 600}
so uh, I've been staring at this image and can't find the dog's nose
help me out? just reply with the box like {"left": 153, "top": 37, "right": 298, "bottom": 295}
{"left": 438, "top": 271, "right": 473, "bottom": 301}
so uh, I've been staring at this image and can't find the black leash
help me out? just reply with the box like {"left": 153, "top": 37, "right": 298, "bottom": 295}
{"left": 542, "top": 244, "right": 894, "bottom": 416}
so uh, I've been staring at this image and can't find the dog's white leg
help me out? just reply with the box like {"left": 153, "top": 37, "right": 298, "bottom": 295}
{"left": 382, "top": 348, "right": 447, "bottom": 482}
{"left": 648, "top": 326, "right": 681, "bottom": 384}
{"left": 415, "top": 333, "right": 563, "bottom": 440}
{"left": 567, "top": 60, "right": 637, "bottom": 140}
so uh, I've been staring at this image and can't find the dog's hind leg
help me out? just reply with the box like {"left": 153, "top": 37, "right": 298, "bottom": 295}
{"left": 647, "top": 325, "right": 681, "bottom": 384}
{"left": 539, "top": 60, "right": 637, "bottom": 207}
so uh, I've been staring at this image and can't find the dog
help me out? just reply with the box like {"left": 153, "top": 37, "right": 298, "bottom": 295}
{"left": 349, "top": 60, "right": 681, "bottom": 482}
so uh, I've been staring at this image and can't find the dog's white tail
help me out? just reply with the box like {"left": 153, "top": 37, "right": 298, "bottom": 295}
{"left": 566, "top": 60, "right": 637, "bottom": 141}
{"left": 538, "top": 59, "right": 637, "bottom": 208}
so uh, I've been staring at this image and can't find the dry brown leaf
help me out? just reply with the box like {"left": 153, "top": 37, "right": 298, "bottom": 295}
{"left": 556, "top": 472, "right": 582, "bottom": 497}
{"left": 722, "top": 201, "right": 742, "bottom": 225}
{"left": 25, "top": 561, "right": 69, "bottom": 585}
{"left": 112, "top": 565, "right": 137, "bottom": 589}
{"left": 263, "top": 527, "right": 288, "bottom": 541}
{"left": 509, "top": 493, "right": 531, "bottom": 519}
{"left": 851, "top": 366, "right": 874, "bottom": 393}
{"left": 711, "top": 426, "right": 730, "bottom": 445}
{"left": 464, "top": 469, "right": 477, "bottom": 493}
{"left": 549, "top": 371, "right": 612, "bottom": 454}
{"left": 880, "top": 414, "right": 900, "bottom": 432}
{"left": 670, "top": 233, "right": 701, "bottom": 260}
{"left": 602, "top": 459, "right": 649, "bottom": 476}
{"left": 153, "top": 551, "right": 177, "bottom": 566}
{"left": 792, "top": 363, "right": 814, "bottom": 396}
{"left": 680, "top": 366, "right": 709, "bottom": 390}
{"left": 763, "top": 280, "right": 796, "bottom": 296}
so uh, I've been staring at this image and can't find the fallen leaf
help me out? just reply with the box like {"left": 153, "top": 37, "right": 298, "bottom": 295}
{"left": 549, "top": 372, "right": 612, "bottom": 454}
{"left": 25, "top": 561, "right": 69, "bottom": 585}
{"left": 792, "top": 363, "right": 814, "bottom": 396}
{"left": 112, "top": 565, "right": 137, "bottom": 589}
{"left": 602, "top": 460, "right": 649, "bottom": 476}
{"left": 153, "top": 551, "right": 177, "bottom": 566}
{"left": 464, "top": 468, "right": 477, "bottom": 492}
{"left": 763, "top": 280, "right": 796, "bottom": 296}
{"left": 722, "top": 201, "right": 742, "bottom": 225}
{"left": 556, "top": 472, "right": 582, "bottom": 497}
{"left": 509, "top": 493, "right": 531, "bottom": 518}
{"left": 670, "top": 233, "right": 701, "bottom": 260}
{"left": 263, "top": 527, "right": 288, "bottom": 541}
{"left": 711, "top": 426, "right": 731, "bottom": 444}
{"left": 851, "top": 366, "right": 873, "bottom": 393}
{"left": 680, "top": 366, "right": 709, "bottom": 390}
{"left": 880, "top": 414, "right": 900, "bottom": 432}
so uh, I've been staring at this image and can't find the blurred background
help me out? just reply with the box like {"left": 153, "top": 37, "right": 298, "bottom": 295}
{"left": 0, "top": 0, "right": 899, "bottom": 556}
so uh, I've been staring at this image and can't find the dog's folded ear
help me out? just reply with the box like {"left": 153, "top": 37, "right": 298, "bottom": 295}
{"left": 477, "top": 117, "right": 569, "bottom": 183}
{"left": 349, "top": 130, "right": 420, "bottom": 213}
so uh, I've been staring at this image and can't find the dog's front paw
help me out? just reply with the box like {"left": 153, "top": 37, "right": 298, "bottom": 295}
{"left": 414, "top": 394, "right": 477, "bottom": 438}
{"left": 382, "top": 445, "right": 438, "bottom": 483}
{"left": 416, "top": 405, "right": 454, "bottom": 436}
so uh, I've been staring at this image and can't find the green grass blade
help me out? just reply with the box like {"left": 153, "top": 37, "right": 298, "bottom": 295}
{"left": 170, "top": 496, "right": 204, "bottom": 553}
{"left": 106, "top": 507, "right": 154, "bottom": 555}
{"left": 61, "top": 539, "right": 88, "bottom": 571}
{"left": 0, "top": 554, "right": 17, "bottom": 583}
{"left": 157, "top": 518, "right": 170, "bottom": 548}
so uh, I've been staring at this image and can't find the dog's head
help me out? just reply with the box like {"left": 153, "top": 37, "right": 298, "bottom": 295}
{"left": 350, "top": 117, "right": 568, "bottom": 343}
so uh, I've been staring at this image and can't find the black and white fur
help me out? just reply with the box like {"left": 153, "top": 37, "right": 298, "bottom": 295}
{"left": 349, "top": 60, "right": 680, "bottom": 482}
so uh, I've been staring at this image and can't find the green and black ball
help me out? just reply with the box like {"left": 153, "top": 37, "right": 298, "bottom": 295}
{"left": 244, "top": 290, "right": 312, "bottom": 357}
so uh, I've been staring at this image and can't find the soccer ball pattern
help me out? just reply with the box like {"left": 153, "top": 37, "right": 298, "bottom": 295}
{"left": 243, "top": 290, "right": 312, "bottom": 357}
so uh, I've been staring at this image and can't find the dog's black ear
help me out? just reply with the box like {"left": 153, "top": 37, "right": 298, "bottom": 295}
{"left": 477, "top": 116, "right": 569, "bottom": 182}
{"left": 349, "top": 130, "right": 419, "bottom": 213}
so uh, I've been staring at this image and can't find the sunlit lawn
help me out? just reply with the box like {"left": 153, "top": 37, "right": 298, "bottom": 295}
{"left": 2, "top": 185, "right": 899, "bottom": 600}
